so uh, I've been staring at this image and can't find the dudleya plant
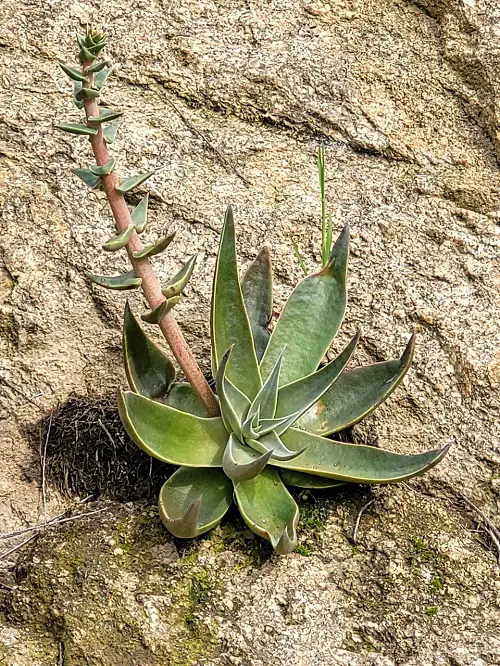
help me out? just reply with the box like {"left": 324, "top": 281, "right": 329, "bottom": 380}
{"left": 57, "top": 27, "right": 449, "bottom": 554}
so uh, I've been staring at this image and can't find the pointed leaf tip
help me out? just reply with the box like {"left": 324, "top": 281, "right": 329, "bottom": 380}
{"left": 222, "top": 434, "right": 272, "bottom": 483}
{"left": 116, "top": 172, "right": 154, "bottom": 194}
{"left": 102, "top": 222, "right": 134, "bottom": 251}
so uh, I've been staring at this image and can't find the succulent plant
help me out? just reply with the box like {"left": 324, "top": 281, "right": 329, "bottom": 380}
{"left": 57, "top": 27, "right": 448, "bottom": 555}
{"left": 118, "top": 208, "right": 449, "bottom": 554}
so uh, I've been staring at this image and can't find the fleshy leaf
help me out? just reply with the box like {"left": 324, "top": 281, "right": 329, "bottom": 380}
{"left": 165, "top": 382, "right": 211, "bottom": 418}
{"left": 256, "top": 410, "right": 302, "bottom": 437}
{"left": 118, "top": 389, "right": 227, "bottom": 466}
{"left": 159, "top": 467, "right": 233, "bottom": 538}
{"left": 275, "top": 330, "right": 360, "bottom": 420}
{"left": 224, "top": 379, "right": 251, "bottom": 423}
{"left": 75, "top": 86, "right": 100, "bottom": 100}
{"left": 55, "top": 123, "right": 97, "bottom": 136}
{"left": 102, "top": 222, "right": 134, "bottom": 251}
{"left": 298, "top": 334, "right": 415, "bottom": 436}
{"left": 91, "top": 157, "right": 116, "bottom": 176}
{"left": 222, "top": 433, "right": 272, "bottom": 483}
{"left": 260, "top": 225, "right": 349, "bottom": 385}
{"left": 93, "top": 66, "right": 114, "bottom": 89}
{"left": 241, "top": 408, "right": 261, "bottom": 440}
{"left": 248, "top": 430, "right": 306, "bottom": 461}
{"left": 274, "top": 428, "right": 450, "bottom": 484}
{"left": 241, "top": 246, "right": 272, "bottom": 361}
{"left": 59, "top": 63, "right": 87, "bottom": 82}
{"left": 215, "top": 348, "right": 244, "bottom": 437}
{"left": 130, "top": 194, "right": 149, "bottom": 233}
{"left": 84, "top": 60, "right": 111, "bottom": 74}
{"left": 103, "top": 124, "right": 119, "bottom": 145}
{"left": 211, "top": 206, "right": 261, "bottom": 399}
{"left": 79, "top": 45, "right": 97, "bottom": 63}
{"left": 123, "top": 301, "right": 175, "bottom": 398}
{"left": 116, "top": 172, "right": 154, "bottom": 194}
{"left": 247, "top": 350, "right": 283, "bottom": 422}
{"left": 71, "top": 167, "right": 100, "bottom": 188}
{"left": 73, "top": 81, "right": 84, "bottom": 109}
{"left": 141, "top": 296, "right": 180, "bottom": 324}
{"left": 234, "top": 467, "right": 299, "bottom": 554}
{"left": 161, "top": 255, "right": 197, "bottom": 297}
{"left": 88, "top": 108, "right": 123, "bottom": 124}
{"left": 133, "top": 234, "right": 176, "bottom": 260}
{"left": 279, "top": 469, "right": 347, "bottom": 489}
{"left": 87, "top": 270, "right": 142, "bottom": 290}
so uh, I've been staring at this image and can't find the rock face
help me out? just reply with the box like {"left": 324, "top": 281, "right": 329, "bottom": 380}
{"left": 0, "top": 0, "right": 499, "bottom": 664}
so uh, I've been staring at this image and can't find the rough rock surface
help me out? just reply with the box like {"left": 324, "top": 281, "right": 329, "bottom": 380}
{"left": 0, "top": 0, "right": 499, "bottom": 664}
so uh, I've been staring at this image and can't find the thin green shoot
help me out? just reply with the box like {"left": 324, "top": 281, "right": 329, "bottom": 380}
{"left": 292, "top": 240, "right": 307, "bottom": 275}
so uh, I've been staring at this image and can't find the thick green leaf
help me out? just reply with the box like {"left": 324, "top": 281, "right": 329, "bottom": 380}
{"left": 279, "top": 469, "right": 346, "bottom": 489}
{"left": 72, "top": 167, "right": 100, "bottom": 188}
{"left": 75, "top": 86, "right": 100, "bottom": 100}
{"left": 211, "top": 206, "right": 261, "bottom": 399}
{"left": 224, "top": 379, "right": 251, "bottom": 423}
{"left": 222, "top": 433, "right": 273, "bottom": 482}
{"left": 133, "top": 234, "right": 176, "bottom": 260}
{"left": 73, "top": 81, "right": 84, "bottom": 109}
{"left": 165, "top": 382, "right": 211, "bottom": 418}
{"left": 116, "top": 172, "right": 154, "bottom": 194}
{"left": 88, "top": 108, "right": 123, "bottom": 124}
{"left": 159, "top": 467, "right": 233, "bottom": 538}
{"left": 260, "top": 225, "right": 349, "bottom": 385}
{"left": 59, "top": 63, "right": 87, "bottom": 82}
{"left": 84, "top": 60, "right": 111, "bottom": 74}
{"left": 79, "top": 45, "right": 97, "bottom": 63}
{"left": 162, "top": 255, "right": 197, "bottom": 297}
{"left": 274, "top": 428, "right": 450, "bottom": 484}
{"left": 55, "top": 123, "right": 97, "bottom": 136}
{"left": 248, "top": 430, "right": 306, "bottom": 462}
{"left": 103, "top": 124, "right": 119, "bottom": 145}
{"left": 130, "top": 194, "right": 149, "bottom": 233}
{"left": 215, "top": 348, "right": 244, "bottom": 437}
{"left": 234, "top": 467, "right": 299, "bottom": 554}
{"left": 93, "top": 66, "right": 114, "bottom": 89}
{"left": 247, "top": 351, "right": 283, "bottom": 422}
{"left": 298, "top": 334, "right": 415, "bottom": 436}
{"left": 256, "top": 411, "right": 302, "bottom": 437}
{"left": 141, "top": 296, "right": 179, "bottom": 324}
{"left": 123, "top": 302, "right": 175, "bottom": 398}
{"left": 241, "top": 246, "right": 272, "bottom": 361}
{"left": 275, "top": 330, "right": 360, "bottom": 420}
{"left": 102, "top": 222, "right": 134, "bottom": 251}
{"left": 91, "top": 157, "right": 116, "bottom": 176}
{"left": 87, "top": 270, "right": 142, "bottom": 290}
{"left": 118, "top": 389, "right": 227, "bottom": 466}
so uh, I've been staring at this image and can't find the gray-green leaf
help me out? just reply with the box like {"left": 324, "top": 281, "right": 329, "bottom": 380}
{"left": 116, "top": 172, "right": 154, "bottom": 194}
{"left": 241, "top": 246, "right": 272, "bottom": 362}
{"left": 161, "top": 254, "right": 196, "bottom": 297}
{"left": 133, "top": 234, "right": 176, "bottom": 260}
{"left": 130, "top": 194, "right": 149, "bottom": 233}
{"left": 141, "top": 297, "right": 180, "bottom": 324}
{"left": 102, "top": 222, "right": 134, "bottom": 251}
{"left": 71, "top": 167, "right": 100, "bottom": 188}
{"left": 90, "top": 157, "right": 116, "bottom": 176}
{"left": 103, "top": 124, "right": 119, "bottom": 145}
{"left": 55, "top": 123, "right": 97, "bottom": 136}
{"left": 87, "top": 108, "right": 123, "bottom": 124}
{"left": 87, "top": 270, "right": 142, "bottom": 290}
{"left": 59, "top": 63, "right": 88, "bottom": 82}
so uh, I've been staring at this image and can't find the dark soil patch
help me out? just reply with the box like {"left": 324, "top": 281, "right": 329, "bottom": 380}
{"left": 34, "top": 394, "right": 172, "bottom": 502}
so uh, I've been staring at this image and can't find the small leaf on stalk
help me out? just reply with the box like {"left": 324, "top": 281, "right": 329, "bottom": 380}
{"left": 90, "top": 157, "right": 116, "bottom": 176}
{"left": 55, "top": 123, "right": 97, "bottom": 136}
{"left": 103, "top": 124, "right": 119, "bottom": 145}
{"left": 131, "top": 194, "right": 149, "bottom": 233}
{"left": 79, "top": 45, "right": 97, "bottom": 63}
{"left": 75, "top": 86, "right": 100, "bottom": 101}
{"left": 161, "top": 254, "right": 196, "bottom": 297}
{"left": 84, "top": 60, "right": 111, "bottom": 74}
{"left": 71, "top": 167, "right": 100, "bottom": 188}
{"left": 87, "top": 108, "right": 123, "bottom": 124}
{"left": 87, "top": 270, "right": 142, "bottom": 290}
{"left": 222, "top": 433, "right": 273, "bottom": 483}
{"left": 73, "top": 81, "right": 84, "bottom": 109}
{"left": 102, "top": 223, "right": 134, "bottom": 251}
{"left": 133, "top": 234, "right": 176, "bottom": 260}
{"left": 123, "top": 302, "right": 176, "bottom": 398}
{"left": 93, "top": 66, "right": 114, "bottom": 89}
{"left": 59, "top": 63, "right": 87, "bottom": 82}
{"left": 141, "top": 296, "right": 180, "bottom": 324}
{"left": 116, "top": 172, "right": 154, "bottom": 194}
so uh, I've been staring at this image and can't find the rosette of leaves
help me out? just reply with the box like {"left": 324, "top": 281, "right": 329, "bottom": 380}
{"left": 118, "top": 208, "right": 449, "bottom": 554}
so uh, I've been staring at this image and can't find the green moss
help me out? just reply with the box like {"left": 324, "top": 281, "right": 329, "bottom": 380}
{"left": 293, "top": 544, "right": 314, "bottom": 556}
{"left": 430, "top": 576, "right": 444, "bottom": 592}
{"left": 425, "top": 606, "right": 438, "bottom": 617}
{"left": 409, "top": 536, "right": 440, "bottom": 565}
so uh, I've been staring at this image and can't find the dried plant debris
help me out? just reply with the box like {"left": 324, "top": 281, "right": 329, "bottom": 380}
{"left": 35, "top": 396, "right": 172, "bottom": 502}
